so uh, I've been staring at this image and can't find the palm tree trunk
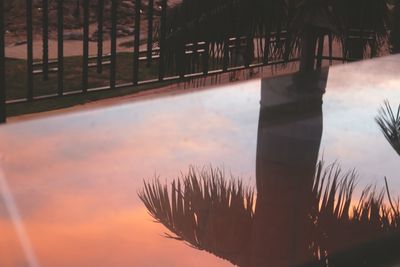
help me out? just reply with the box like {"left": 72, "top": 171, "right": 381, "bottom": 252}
{"left": 253, "top": 105, "right": 323, "bottom": 266}
{"left": 299, "top": 27, "right": 320, "bottom": 72}
{"left": 252, "top": 71, "right": 327, "bottom": 266}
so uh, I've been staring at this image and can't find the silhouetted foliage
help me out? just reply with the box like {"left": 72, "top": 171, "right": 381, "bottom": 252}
{"left": 376, "top": 101, "right": 400, "bottom": 155}
{"left": 162, "top": 0, "right": 390, "bottom": 72}
{"left": 139, "top": 166, "right": 254, "bottom": 263}
{"left": 139, "top": 163, "right": 400, "bottom": 266}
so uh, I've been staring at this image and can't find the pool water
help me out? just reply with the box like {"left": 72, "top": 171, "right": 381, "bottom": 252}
{"left": 1, "top": 55, "right": 399, "bottom": 267}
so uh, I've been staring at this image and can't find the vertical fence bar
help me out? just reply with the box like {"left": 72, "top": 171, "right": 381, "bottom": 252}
{"left": 97, "top": 0, "right": 104, "bottom": 73}
{"left": 82, "top": 0, "right": 89, "bottom": 91}
{"left": 27, "top": 0, "right": 34, "bottom": 100}
{"left": 316, "top": 35, "right": 324, "bottom": 70}
{"left": 42, "top": 0, "right": 49, "bottom": 80}
{"left": 223, "top": 38, "right": 229, "bottom": 71}
{"left": 158, "top": 0, "right": 167, "bottom": 81}
{"left": 234, "top": 37, "right": 240, "bottom": 67}
{"left": 263, "top": 31, "right": 271, "bottom": 64}
{"left": 328, "top": 33, "right": 333, "bottom": 65}
{"left": 75, "top": 0, "right": 80, "bottom": 17}
{"left": 146, "top": 0, "right": 153, "bottom": 67}
{"left": 202, "top": 41, "right": 209, "bottom": 75}
{"left": 0, "top": 0, "right": 5, "bottom": 123}
{"left": 244, "top": 36, "right": 251, "bottom": 68}
{"left": 133, "top": 0, "right": 141, "bottom": 85}
{"left": 177, "top": 43, "right": 185, "bottom": 78}
{"left": 110, "top": 0, "right": 117, "bottom": 89}
{"left": 57, "top": 0, "right": 64, "bottom": 95}
{"left": 191, "top": 42, "right": 198, "bottom": 73}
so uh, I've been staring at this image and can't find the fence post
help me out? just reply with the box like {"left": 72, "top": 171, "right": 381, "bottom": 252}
{"left": 146, "top": 0, "right": 154, "bottom": 67}
{"left": 328, "top": 33, "right": 333, "bottom": 65}
{"left": 133, "top": 0, "right": 141, "bottom": 85}
{"left": 97, "top": 0, "right": 104, "bottom": 74}
{"left": 0, "top": 0, "right": 5, "bottom": 123}
{"left": 82, "top": 0, "right": 89, "bottom": 91}
{"left": 110, "top": 0, "right": 117, "bottom": 89}
{"left": 263, "top": 30, "right": 271, "bottom": 64}
{"left": 158, "top": 0, "right": 167, "bottom": 81}
{"left": 223, "top": 38, "right": 229, "bottom": 71}
{"left": 42, "top": 0, "right": 49, "bottom": 80}
{"left": 202, "top": 41, "right": 210, "bottom": 76}
{"left": 316, "top": 34, "right": 324, "bottom": 70}
{"left": 27, "top": 0, "right": 34, "bottom": 100}
{"left": 57, "top": 0, "right": 64, "bottom": 95}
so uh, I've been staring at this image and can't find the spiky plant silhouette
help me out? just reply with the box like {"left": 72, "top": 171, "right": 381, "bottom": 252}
{"left": 139, "top": 163, "right": 400, "bottom": 266}
{"left": 309, "top": 161, "right": 400, "bottom": 265}
{"left": 139, "top": 167, "right": 254, "bottom": 262}
{"left": 376, "top": 101, "right": 400, "bottom": 155}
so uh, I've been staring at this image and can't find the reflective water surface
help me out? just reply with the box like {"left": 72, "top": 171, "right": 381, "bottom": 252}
{"left": 0, "top": 56, "right": 400, "bottom": 266}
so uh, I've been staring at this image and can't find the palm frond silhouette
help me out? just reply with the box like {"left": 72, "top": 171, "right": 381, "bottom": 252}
{"left": 310, "top": 162, "right": 399, "bottom": 265}
{"left": 376, "top": 101, "right": 400, "bottom": 155}
{"left": 139, "top": 166, "right": 254, "bottom": 263}
{"left": 139, "top": 163, "right": 399, "bottom": 266}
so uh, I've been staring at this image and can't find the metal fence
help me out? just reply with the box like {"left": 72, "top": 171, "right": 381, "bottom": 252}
{"left": 0, "top": 0, "right": 379, "bottom": 123}
{"left": 0, "top": 0, "right": 5, "bottom": 123}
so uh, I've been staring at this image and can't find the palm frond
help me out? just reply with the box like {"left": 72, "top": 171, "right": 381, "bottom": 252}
{"left": 375, "top": 101, "right": 400, "bottom": 155}
{"left": 138, "top": 165, "right": 254, "bottom": 265}
{"left": 139, "top": 162, "right": 400, "bottom": 265}
{"left": 310, "top": 161, "right": 400, "bottom": 265}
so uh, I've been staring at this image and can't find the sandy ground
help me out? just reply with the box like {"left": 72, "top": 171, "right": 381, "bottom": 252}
{"left": 5, "top": 37, "right": 148, "bottom": 59}
{"left": 5, "top": 23, "right": 150, "bottom": 59}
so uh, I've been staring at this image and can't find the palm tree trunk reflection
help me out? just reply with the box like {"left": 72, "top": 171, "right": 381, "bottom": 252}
{"left": 252, "top": 70, "right": 325, "bottom": 266}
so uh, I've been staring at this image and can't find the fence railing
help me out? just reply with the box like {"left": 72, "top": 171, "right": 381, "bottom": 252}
{"left": 0, "top": 0, "right": 5, "bottom": 123}
{"left": 0, "top": 0, "right": 379, "bottom": 123}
